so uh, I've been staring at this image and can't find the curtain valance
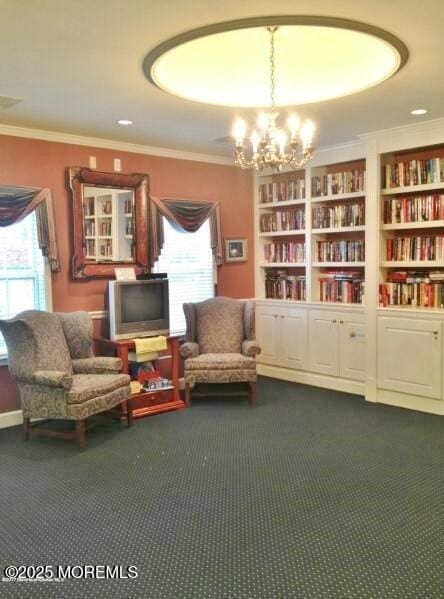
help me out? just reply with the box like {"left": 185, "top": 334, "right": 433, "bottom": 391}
{"left": 150, "top": 197, "right": 222, "bottom": 268}
{"left": 0, "top": 186, "right": 60, "bottom": 272}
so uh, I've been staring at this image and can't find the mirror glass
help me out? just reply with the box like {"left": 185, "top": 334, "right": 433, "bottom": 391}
{"left": 82, "top": 185, "right": 135, "bottom": 263}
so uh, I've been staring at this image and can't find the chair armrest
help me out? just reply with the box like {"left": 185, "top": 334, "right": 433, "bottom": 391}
{"left": 32, "top": 370, "right": 73, "bottom": 389}
{"left": 242, "top": 340, "right": 261, "bottom": 357}
{"left": 72, "top": 357, "right": 122, "bottom": 374}
{"left": 179, "top": 342, "right": 200, "bottom": 359}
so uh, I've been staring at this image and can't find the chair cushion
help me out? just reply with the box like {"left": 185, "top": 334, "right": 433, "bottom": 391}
{"left": 67, "top": 373, "right": 130, "bottom": 404}
{"left": 196, "top": 297, "right": 244, "bottom": 354}
{"left": 185, "top": 353, "right": 256, "bottom": 371}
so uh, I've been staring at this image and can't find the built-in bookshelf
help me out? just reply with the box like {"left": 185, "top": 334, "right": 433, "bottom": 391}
{"left": 379, "top": 144, "right": 444, "bottom": 308}
{"left": 257, "top": 158, "right": 366, "bottom": 304}
{"left": 310, "top": 159, "right": 366, "bottom": 304}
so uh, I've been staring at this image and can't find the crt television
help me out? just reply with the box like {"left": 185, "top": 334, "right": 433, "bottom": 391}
{"left": 108, "top": 279, "right": 169, "bottom": 340}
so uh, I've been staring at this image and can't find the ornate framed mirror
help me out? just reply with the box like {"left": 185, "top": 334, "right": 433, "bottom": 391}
{"left": 69, "top": 167, "right": 150, "bottom": 279}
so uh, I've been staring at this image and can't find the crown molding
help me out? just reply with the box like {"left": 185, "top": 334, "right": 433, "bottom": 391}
{"left": 358, "top": 117, "right": 444, "bottom": 153}
{"left": 0, "top": 123, "right": 233, "bottom": 166}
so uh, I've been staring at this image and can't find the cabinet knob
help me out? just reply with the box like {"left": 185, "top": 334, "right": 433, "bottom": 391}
{"left": 433, "top": 330, "right": 439, "bottom": 335}
{"left": 280, "top": 315, "right": 284, "bottom": 319}
{"left": 350, "top": 332, "right": 355, "bottom": 338}
{"left": 332, "top": 319, "right": 337, "bottom": 323}
{"left": 274, "top": 314, "right": 279, "bottom": 318}
{"left": 339, "top": 320, "right": 344, "bottom": 324}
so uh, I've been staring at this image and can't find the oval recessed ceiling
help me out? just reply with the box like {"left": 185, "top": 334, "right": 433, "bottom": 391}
{"left": 143, "top": 16, "right": 408, "bottom": 108}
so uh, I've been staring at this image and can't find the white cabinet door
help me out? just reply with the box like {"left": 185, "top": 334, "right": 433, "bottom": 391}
{"left": 309, "top": 310, "right": 340, "bottom": 376}
{"left": 256, "top": 305, "right": 280, "bottom": 366}
{"left": 340, "top": 314, "right": 366, "bottom": 381}
{"left": 280, "top": 307, "right": 308, "bottom": 371}
{"left": 377, "top": 317, "right": 442, "bottom": 399}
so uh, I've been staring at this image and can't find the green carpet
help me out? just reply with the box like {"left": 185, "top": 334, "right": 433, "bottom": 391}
{"left": 0, "top": 377, "right": 442, "bottom": 599}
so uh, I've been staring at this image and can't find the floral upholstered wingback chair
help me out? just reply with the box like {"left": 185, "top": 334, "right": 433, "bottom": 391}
{"left": 179, "top": 297, "right": 261, "bottom": 405}
{"left": 0, "top": 310, "right": 131, "bottom": 448}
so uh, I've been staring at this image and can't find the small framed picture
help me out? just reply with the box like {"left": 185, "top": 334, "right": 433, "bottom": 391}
{"left": 225, "top": 238, "right": 248, "bottom": 262}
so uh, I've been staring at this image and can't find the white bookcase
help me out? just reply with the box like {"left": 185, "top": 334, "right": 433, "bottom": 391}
{"left": 254, "top": 118, "right": 444, "bottom": 415}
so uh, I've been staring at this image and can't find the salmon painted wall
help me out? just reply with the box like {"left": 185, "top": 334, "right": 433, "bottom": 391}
{"left": 0, "top": 133, "right": 254, "bottom": 413}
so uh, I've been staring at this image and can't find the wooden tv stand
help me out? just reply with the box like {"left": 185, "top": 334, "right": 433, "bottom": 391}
{"left": 95, "top": 335, "right": 186, "bottom": 419}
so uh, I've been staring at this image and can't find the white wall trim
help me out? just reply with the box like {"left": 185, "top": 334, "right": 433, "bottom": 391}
{"left": 0, "top": 123, "right": 233, "bottom": 166}
{"left": 89, "top": 310, "right": 108, "bottom": 320}
{"left": 0, "top": 409, "right": 22, "bottom": 429}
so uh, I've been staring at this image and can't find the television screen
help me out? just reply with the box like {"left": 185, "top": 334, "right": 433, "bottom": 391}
{"left": 121, "top": 283, "right": 164, "bottom": 323}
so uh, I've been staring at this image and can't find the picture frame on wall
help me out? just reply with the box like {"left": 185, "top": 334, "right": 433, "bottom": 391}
{"left": 225, "top": 238, "right": 248, "bottom": 262}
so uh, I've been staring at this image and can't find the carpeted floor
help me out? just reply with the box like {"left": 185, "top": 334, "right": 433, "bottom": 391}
{"left": 0, "top": 377, "right": 442, "bottom": 599}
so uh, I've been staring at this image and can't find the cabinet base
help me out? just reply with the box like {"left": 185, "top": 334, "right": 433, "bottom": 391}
{"left": 375, "top": 389, "right": 444, "bottom": 416}
{"left": 257, "top": 363, "right": 365, "bottom": 396}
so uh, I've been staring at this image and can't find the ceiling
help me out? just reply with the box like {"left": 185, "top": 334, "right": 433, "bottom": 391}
{"left": 0, "top": 0, "right": 443, "bottom": 158}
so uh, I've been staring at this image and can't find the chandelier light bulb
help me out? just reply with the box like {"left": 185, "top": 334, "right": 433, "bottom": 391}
{"left": 233, "top": 118, "right": 247, "bottom": 146}
{"left": 251, "top": 130, "right": 260, "bottom": 154}
{"left": 257, "top": 113, "right": 269, "bottom": 137}
{"left": 300, "top": 120, "right": 315, "bottom": 149}
{"left": 276, "top": 130, "right": 287, "bottom": 155}
{"left": 287, "top": 114, "right": 300, "bottom": 140}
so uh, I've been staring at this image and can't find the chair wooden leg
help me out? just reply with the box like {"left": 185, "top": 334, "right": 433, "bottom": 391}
{"left": 185, "top": 382, "right": 191, "bottom": 406}
{"left": 248, "top": 381, "right": 257, "bottom": 406}
{"left": 23, "top": 417, "right": 30, "bottom": 441}
{"left": 75, "top": 420, "right": 87, "bottom": 450}
{"left": 126, "top": 399, "right": 133, "bottom": 427}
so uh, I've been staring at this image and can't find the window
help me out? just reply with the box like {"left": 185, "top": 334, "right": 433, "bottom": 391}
{"left": 153, "top": 217, "right": 215, "bottom": 333}
{"left": 0, "top": 211, "right": 48, "bottom": 357}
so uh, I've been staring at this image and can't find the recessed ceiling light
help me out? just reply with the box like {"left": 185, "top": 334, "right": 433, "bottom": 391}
{"left": 410, "top": 108, "right": 428, "bottom": 115}
{"left": 143, "top": 16, "right": 408, "bottom": 107}
{"left": 117, "top": 119, "right": 133, "bottom": 125}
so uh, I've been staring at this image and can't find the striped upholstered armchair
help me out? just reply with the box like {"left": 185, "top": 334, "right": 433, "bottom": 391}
{"left": 0, "top": 310, "right": 131, "bottom": 448}
{"left": 179, "top": 297, "right": 261, "bottom": 406}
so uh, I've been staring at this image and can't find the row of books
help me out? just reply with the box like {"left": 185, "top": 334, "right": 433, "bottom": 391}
{"left": 386, "top": 235, "right": 444, "bottom": 262}
{"left": 264, "top": 242, "right": 305, "bottom": 263}
{"left": 124, "top": 198, "right": 133, "bottom": 214}
{"left": 385, "top": 270, "right": 444, "bottom": 282}
{"left": 319, "top": 272, "right": 364, "bottom": 304}
{"left": 382, "top": 157, "right": 444, "bottom": 189}
{"left": 84, "top": 197, "right": 95, "bottom": 217}
{"left": 316, "top": 240, "right": 365, "bottom": 262}
{"left": 260, "top": 209, "right": 305, "bottom": 233}
{"left": 259, "top": 180, "right": 306, "bottom": 203}
{"left": 265, "top": 272, "right": 306, "bottom": 301}
{"left": 98, "top": 221, "right": 112, "bottom": 236}
{"left": 312, "top": 204, "right": 365, "bottom": 229}
{"left": 379, "top": 282, "right": 444, "bottom": 308}
{"left": 311, "top": 170, "right": 365, "bottom": 197}
{"left": 383, "top": 194, "right": 444, "bottom": 224}
{"left": 85, "top": 239, "right": 96, "bottom": 257}
{"left": 84, "top": 221, "right": 95, "bottom": 236}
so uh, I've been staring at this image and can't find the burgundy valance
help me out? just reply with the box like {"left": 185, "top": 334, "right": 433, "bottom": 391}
{"left": 0, "top": 186, "right": 60, "bottom": 272}
{"left": 150, "top": 197, "right": 222, "bottom": 267}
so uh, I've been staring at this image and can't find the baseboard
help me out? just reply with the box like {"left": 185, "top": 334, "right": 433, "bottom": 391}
{"left": 0, "top": 409, "right": 23, "bottom": 429}
{"left": 376, "top": 389, "right": 444, "bottom": 416}
{"left": 257, "top": 364, "right": 365, "bottom": 396}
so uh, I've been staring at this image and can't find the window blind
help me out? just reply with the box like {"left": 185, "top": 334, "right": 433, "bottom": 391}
{"left": 0, "top": 211, "right": 47, "bottom": 356}
{"left": 153, "top": 217, "right": 215, "bottom": 333}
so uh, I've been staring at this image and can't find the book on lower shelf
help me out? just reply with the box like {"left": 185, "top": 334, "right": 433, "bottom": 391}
{"left": 312, "top": 203, "right": 365, "bottom": 228}
{"left": 383, "top": 194, "right": 444, "bottom": 224}
{"left": 264, "top": 241, "right": 305, "bottom": 263}
{"left": 265, "top": 270, "right": 306, "bottom": 301}
{"left": 318, "top": 271, "right": 364, "bottom": 304}
{"left": 316, "top": 239, "right": 364, "bottom": 262}
{"left": 379, "top": 270, "right": 444, "bottom": 308}
{"left": 386, "top": 234, "right": 444, "bottom": 261}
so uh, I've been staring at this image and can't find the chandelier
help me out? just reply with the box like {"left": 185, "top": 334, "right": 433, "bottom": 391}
{"left": 232, "top": 26, "right": 315, "bottom": 171}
